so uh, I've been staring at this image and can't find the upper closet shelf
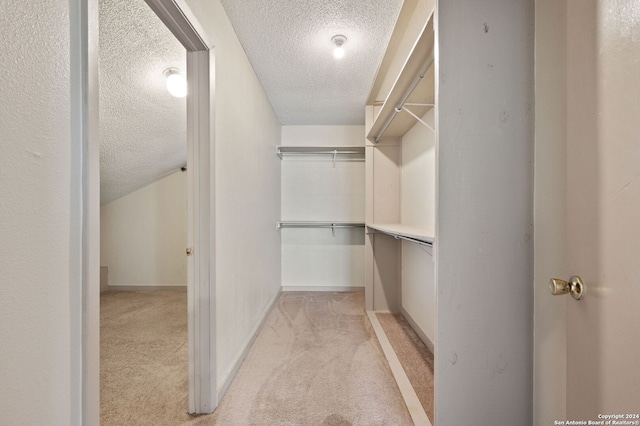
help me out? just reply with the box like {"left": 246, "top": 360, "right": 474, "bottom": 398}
{"left": 367, "top": 223, "right": 434, "bottom": 246}
{"left": 367, "top": 13, "right": 435, "bottom": 144}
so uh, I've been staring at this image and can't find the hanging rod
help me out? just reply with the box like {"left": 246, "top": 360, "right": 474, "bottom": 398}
{"left": 277, "top": 150, "right": 364, "bottom": 156}
{"left": 391, "top": 233, "right": 433, "bottom": 247}
{"left": 374, "top": 54, "right": 435, "bottom": 144}
{"left": 277, "top": 221, "right": 365, "bottom": 238}
{"left": 277, "top": 221, "right": 365, "bottom": 229}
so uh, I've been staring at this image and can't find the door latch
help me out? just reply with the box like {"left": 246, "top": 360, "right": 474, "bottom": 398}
{"left": 549, "top": 275, "right": 585, "bottom": 300}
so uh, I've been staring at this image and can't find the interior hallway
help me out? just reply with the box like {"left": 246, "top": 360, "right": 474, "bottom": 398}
{"left": 101, "top": 290, "right": 434, "bottom": 425}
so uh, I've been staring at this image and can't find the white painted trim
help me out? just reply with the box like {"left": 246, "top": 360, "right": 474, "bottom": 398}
{"left": 216, "top": 289, "right": 282, "bottom": 401}
{"left": 400, "top": 307, "right": 435, "bottom": 353}
{"left": 367, "top": 311, "right": 432, "bottom": 426}
{"left": 282, "top": 286, "right": 365, "bottom": 292}
{"left": 143, "top": 0, "right": 217, "bottom": 415}
{"left": 106, "top": 286, "right": 187, "bottom": 292}
{"left": 185, "top": 48, "right": 217, "bottom": 413}
{"left": 71, "top": 0, "right": 100, "bottom": 423}
{"left": 144, "top": 0, "right": 213, "bottom": 51}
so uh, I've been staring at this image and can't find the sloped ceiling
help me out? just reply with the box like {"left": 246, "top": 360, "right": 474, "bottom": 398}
{"left": 219, "top": 0, "right": 403, "bottom": 125}
{"left": 99, "top": 0, "right": 186, "bottom": 205}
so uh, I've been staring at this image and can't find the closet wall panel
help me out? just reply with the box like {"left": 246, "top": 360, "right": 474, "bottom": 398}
{"left": 281, "top": 126, "right": 365, "bottom": 290}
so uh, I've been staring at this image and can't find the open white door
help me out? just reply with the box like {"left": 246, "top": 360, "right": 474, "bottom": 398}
{"left": 550, "top": 0, "right": 640, "bottom": 419}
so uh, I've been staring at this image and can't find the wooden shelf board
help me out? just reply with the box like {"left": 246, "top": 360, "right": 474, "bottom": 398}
{"left": 367, "top": 13, "right": 435, "bottom": 143}
{"left": 366, "top": 223, "right": 434, "bottom": 244}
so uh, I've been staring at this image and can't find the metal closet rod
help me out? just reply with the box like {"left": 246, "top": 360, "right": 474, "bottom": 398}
{"left": 277, "top": 221, "right": 365, "bottom": 237}
{"left": 278, "top": 151, "right": 364, "bottom": 156}
{"left": 277, "top": 222, "right": 365, "bottom": 229}
{"left": 391, "top": 233, "right": 433, "bottom": 247}
{"left": 374, "top": 54, "right": 435, "bottom": 143}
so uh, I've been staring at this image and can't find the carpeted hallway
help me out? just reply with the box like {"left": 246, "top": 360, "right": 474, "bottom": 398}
{"left": 101, "top": 290, "right": 433, "bottom": 425}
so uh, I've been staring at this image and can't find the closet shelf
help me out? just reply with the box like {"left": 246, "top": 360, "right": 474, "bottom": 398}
{"left": 366, "top": 223, "right": 434, "bottom": 246}
{"left": 276, "top": 145, "right": 365, "bottom": 159}
{"left": 367, "top": 13, "right": 435, "bottom": 144}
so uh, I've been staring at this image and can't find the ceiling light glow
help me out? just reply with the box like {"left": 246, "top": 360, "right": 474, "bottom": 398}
{"left": 164, "top": 68, "right": 187, "bottom": 98}
{"left": 331, "top": 35, "right": 347, "bottom": 60}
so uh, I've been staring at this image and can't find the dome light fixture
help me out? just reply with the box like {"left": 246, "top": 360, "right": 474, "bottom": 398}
{"left": 164, "top": 68, "right": 187, "bottom": 98}
{"left": 331, "top": 35, "right": 347, "bottom": 59}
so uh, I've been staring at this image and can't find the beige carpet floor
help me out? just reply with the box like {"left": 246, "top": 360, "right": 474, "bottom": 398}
{"left": 102, "top": 290, "right": 414, "bottom": 425}
{"left": 101, "top": 290, "right": 192, "bottom": 426}
{"left": 184, "top": 291, "right": 413, "bottom": 425}
{"left": 376, "top": 313, "right": 435, "bottom": 421}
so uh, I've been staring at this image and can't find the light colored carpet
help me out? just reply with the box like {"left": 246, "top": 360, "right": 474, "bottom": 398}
{"left": 101, "top": 290, "right": 192, "bottom": 426}
{"left": 101, "top": 290, "right": 414, "bottom": 425}
{"left": 376, "top": 313, "right": 435, "bottom": 421}
{"left": 185, "top": 292, "right": 413, "bottom": 425}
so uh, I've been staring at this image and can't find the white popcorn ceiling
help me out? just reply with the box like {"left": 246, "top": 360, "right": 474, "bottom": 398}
{"left": 98, "top": 0, "right": 402, "bottom": 203}
{"left": 99, "top": 0, "right": 186, "bottom": 205}
{"left": 219, "top": 0, "right": 403, "bottom": 125}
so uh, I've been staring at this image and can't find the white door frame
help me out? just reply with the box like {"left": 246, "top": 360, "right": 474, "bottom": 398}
{"left": 76, "top": 0, "right": 217, "bottom": 422}
{"left": 144, "top": 0, "right": 217, "bottom": 414}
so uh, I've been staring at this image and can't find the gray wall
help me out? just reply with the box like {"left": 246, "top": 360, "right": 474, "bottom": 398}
{"left": 436, "top": 0, "right": 534, "bottom": 424}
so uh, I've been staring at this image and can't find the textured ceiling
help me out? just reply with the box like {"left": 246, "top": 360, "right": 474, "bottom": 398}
{"left": 219, "top": 0, "right": 403, "bottom": 125}
{"left": 98, "top": 0, "right": 402, "bottom": 204}
{"left": 99, "top": 0, "right": 186, "bottom": 205}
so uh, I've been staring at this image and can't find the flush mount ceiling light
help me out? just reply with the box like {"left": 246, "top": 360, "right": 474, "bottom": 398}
{"left": 164, "top": 68, "right": 187, "bottom": 98}
{"left": 331, "top": 35, "right": 347, "bottom": 59}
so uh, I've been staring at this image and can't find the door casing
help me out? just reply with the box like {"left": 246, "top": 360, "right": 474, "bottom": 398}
{"left": 74, "top": 0, "right": 217, "bottom": 422}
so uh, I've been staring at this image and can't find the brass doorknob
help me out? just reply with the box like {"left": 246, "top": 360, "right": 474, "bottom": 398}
{"left": 549, "top": 276, "right": 584, "bottom": 300}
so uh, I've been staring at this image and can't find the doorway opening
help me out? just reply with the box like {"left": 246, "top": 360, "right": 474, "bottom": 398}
{"left": 78, "top": 0, "right": 216, "bottom": 422}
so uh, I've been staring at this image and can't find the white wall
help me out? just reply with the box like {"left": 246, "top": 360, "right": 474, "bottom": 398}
{"left": 100, "top": 171, "right": 187, "bottom": 287}
{"left": 281, "top": 125, "right": 366, "bottom": 290}
{"left": 400, "top": 109, "right": 436, "bottom": 345}
{"left": 0, "top": 1, "right": 76, "bottom": 424}
{"left": 184, "top": 0, "right": 282, "bottom": 394}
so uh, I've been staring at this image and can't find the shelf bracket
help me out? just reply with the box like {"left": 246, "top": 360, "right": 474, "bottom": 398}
{"left": 333, "top": 150, "right": 337, "bottom": 168}
{"left": 401, "top": 106, "right": 435, "bottom": 133}
{"left": 332, "top": 223, "right": 336, "bottom": 238}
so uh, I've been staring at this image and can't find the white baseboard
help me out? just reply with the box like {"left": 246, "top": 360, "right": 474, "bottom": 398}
{"left": 106, "top": 285, "right": 187, "bottom": 292}
{"left": 400, "top": 307, "right": 435, "bottom": 353}
{"left": 216, "top": 287, "right": 282, "bottom": 401}
{"left": 282, "top": 286, "right": 364, "bottom": 292}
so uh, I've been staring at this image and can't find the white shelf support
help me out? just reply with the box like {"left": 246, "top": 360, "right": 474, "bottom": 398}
{"left": 401, "top": 105, "right": 435, "bottom": 133}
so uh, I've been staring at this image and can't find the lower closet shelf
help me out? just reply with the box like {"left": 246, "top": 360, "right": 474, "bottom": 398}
{"left": 366, "top": 223, "right": 434, "bottom": 246}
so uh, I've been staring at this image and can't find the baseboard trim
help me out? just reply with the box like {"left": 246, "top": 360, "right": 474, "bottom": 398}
{"left": 282, "top": 286, "right": 364, "bottom": 292}
{"left": 107, "top": 285, "right": 187, "bottom": 292}
{"left": 400, "top": 307, "right": 435, "bottom": 353}
{"left": 216, "top": 287, "right": 282, "bottom": 401}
